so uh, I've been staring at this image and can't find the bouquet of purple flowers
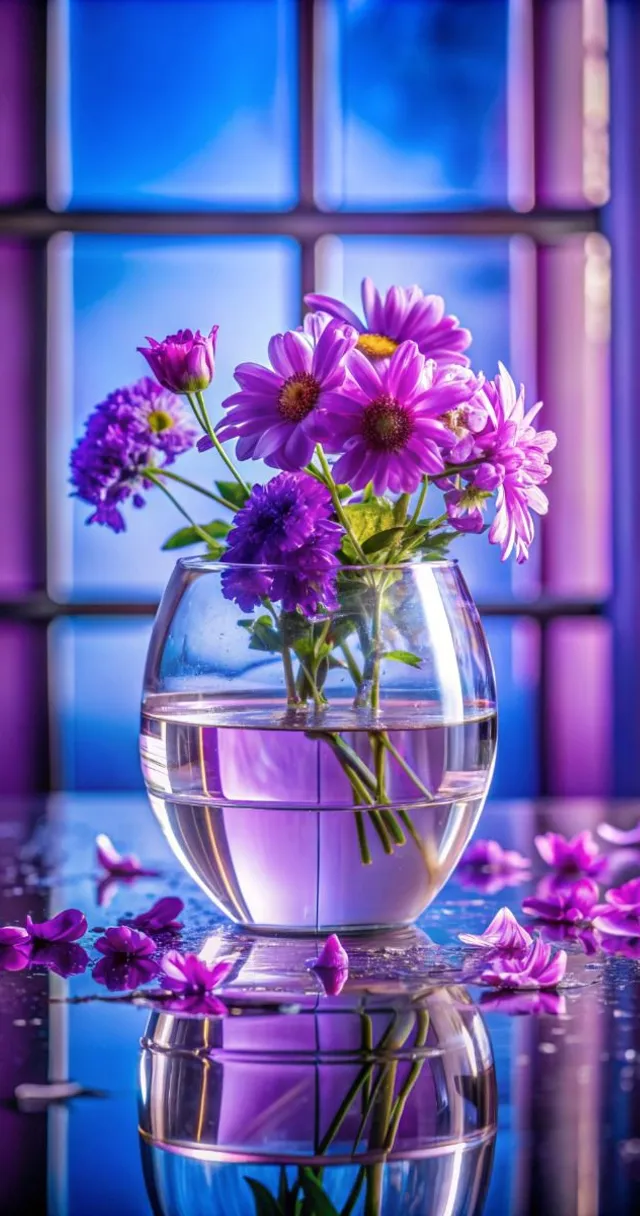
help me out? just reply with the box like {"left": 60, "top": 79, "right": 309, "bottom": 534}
{"left": 71, "top": 277, "right": 555, "bottom": 869}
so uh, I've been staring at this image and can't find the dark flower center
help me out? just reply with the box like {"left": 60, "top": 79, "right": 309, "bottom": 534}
{"left": 147, "top": 409, "right": 174, "bottom": 433}
{"left": 362, "top": 394, "right": 413, "bottom": 452}
{"left": 357, "top": 333, "right": 399, "bottom": 359}
{"left": 278, "top": 372, "right": 321, "bottom": 423}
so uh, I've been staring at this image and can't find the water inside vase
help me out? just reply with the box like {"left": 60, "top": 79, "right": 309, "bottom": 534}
{"left": 140, "top": 695, "right": 497, "bottom": 931}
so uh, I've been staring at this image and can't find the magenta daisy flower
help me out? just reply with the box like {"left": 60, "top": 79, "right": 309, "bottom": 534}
{"left": 305, "top": 276, "right": 471, "bottom": 366}
{"left": 217, "top": 321, "right": 357, "bottom": 472}
{"left": 323, "top": 341, "right": 471, "bottom": 495}
{"left": 457, "top": 363, "right": 556, "bottom": 563}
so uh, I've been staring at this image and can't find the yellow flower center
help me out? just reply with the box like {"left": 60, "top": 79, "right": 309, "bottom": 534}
{"left": 148, "top": 409, "right": 174, "bottom": 433}
{"left": 278, "top": 372, "right": 321, "bottom": 422}
{"left": 356, "top": 333, "right": 399, "bottom": 359}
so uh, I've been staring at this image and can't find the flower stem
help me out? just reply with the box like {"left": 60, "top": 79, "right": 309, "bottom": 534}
{"left": 378, "top": 732, "right": 434, "bottom": 802}
{"left": 339, "top": 639, "right": 362, "bottom": 686}
{"left": 144, "top": 465, "right": 238, "bottom": 512}
{"left": 144, "top": 471, "right": 222, "bottom": 547}
{"left": 383, "top": 1010, "right": 430, "bottom": 1150}
{"left": 315, "top": 445, "right": 369, "bottom": 564}
{"left": 409, "top": 476, "right": 429, "bottom": 527}
{"left": 194, "top": 389, "right": 250, "bottom": 495}
{"left": 354, "top": 809, "right": 372, "bottom": 866}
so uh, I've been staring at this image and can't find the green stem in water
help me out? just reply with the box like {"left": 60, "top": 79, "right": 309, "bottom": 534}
{"left": 339, "top": 639, "right": 362, "bottom": 686}
{"left": 145, "top": 465, "right": 238, "bottom": 512}
{"left": 194, "top": 389, "right": 250, "bottom": 494}
{"left": 354, "top": 809, "right": 372, "bottom": 866}
{"left": 378, "top": 732, "right": 434, "bottom": 802}
{"left": 341, "top": 1167, "right": 367, "bottom": 1216}
{"left": 383, "top": 1010, "right": 430, "bottom": 1151}
{"left": 315, "top": 445, "right": 369, "bottom": 564}
{"left": 144, "top": 472, "right": 221, "bottom": 547}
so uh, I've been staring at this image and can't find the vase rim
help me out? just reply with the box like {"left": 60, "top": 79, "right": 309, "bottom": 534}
{"left": 176, "top": 557, "right": 460, "bottom": 573}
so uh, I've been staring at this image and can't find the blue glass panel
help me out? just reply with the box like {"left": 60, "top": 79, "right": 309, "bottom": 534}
{"left": 484, "top": 618, "right": 539, "bottom": 798}
{"left": 317, "top": 0, "right": 510, "bottom": 209}
{"left": 317, "top": 235, "right": 540, "bottom": 600}
{"left": 51, "top": 618, "right": 150, "bottom": 789}
{"left": 54, "top": 0, "right": 297, "bottom": 209}
{"left": 49, "top": 235, "right": 299, "bottom": 599}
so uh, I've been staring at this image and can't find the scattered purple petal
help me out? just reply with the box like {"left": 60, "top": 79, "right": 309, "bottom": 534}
{"left": 598, "top": 934, "right": 640, "bottom": 959}
{"left": 480, "top": 937, "right": 567, "bottom": 991}
{"left": 96, "top": 834, "right": 158, "bottom": 878}
{"left": 522, "top": 877, "right": 600, "bottom": 925}
{"left": 597, "top": 820, "right": 640, "bottom": 847}
{"left": 159, "top": 951, "right": 233, "bottom": 998}
{"left": 0, "top": 944, "right": 31, "bottom": 972}
{"left": 127, "top": 897, "right": 184, "bottom": 935}
{"left": 459, "top": 907, "right": 533, "bottom": 954}
{"left": 29, "top": 943, "right": 90, "bottom": 978}
{"left": 25, "top": 909, "right": 87, "bottom": 943}
{"left": 92, "top": 956, "right": 160, "bottom": 991}
{"left": 479, "top": 989, "right": 567, "bottom": 1017}
{"left": 459, "top": 839, "right": 530, "bottom": 874}
{"left": 0, "top": 925, "right": 30, "bottom": 947}
{"left": 312, "top": 933, "right": 349, "bottom": 970}
{"left": 94, "top": 926, "right": 156, "bottom": 958}
{"left": 538, "top": 922, "right": 600, "bottom": 956}
{"left": 534, "top": 830, "right": 606, "bottom": 877}
{"left": 591, "top": 877, "right": 640, "bottom": 936}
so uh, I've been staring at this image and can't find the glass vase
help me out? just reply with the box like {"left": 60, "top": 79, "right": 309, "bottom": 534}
{"left": 140, "top": 558, "right": 497, "bottom": 932}
{"left": 139, "top": 986, "right": 497, "bottom": 1216}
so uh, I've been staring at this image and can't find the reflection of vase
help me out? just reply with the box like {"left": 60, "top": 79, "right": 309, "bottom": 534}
{"left": 140, "top": 559, "right": 497, "bottom": 933}
{"left": 139, "top": 987, "right": 496, "bottom": 1216}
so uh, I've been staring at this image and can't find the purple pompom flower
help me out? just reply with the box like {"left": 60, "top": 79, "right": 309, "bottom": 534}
{"left": 324, "top": 341, "right": 470, "bottom": 495}
{"left": 95, "top": 926, "right": 156, "bottom": 958}
{"left": 222, "top": 472, "right": 342, "bottom": 615}
{"left": 96, "top": 834, "right": 158, "bottom": 878}
{"left": 218, "top": 321, "right": 357, "bottom": 472}
{"left": 534, "top": 830, "right": 606, "bottom": 877}
{"left": 459, "top": 907, "right": 533, "bottom": 954}
{"left": 305, "top": 276, "right": 471, "bottom": 367}
{"left": 26, "top": 909, "right": 87, "bottom": 943}
{"left": 127, "top": 897, "right": 184, "bottom": 935}
{"left": 70, "top": 377, "right": 197, "bottom": 532}
{"left": 522, "top": 876, "right": 600, "bottom": 925}
{"left": 480, "top": 936, "right": 567, "bottom": 991}
{"left": 453, "top": 364, "right": 556, "bottom": 563}
{"left": 159, "top": 950, "right": 233, "bottom": 998}
{"left": 138, "top": 326, "right": 218, "bottom": 394}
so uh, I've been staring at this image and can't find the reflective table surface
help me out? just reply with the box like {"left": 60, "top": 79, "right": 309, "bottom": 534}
{"left": 1, "top": 796, "right": 640, "bottom": 1216}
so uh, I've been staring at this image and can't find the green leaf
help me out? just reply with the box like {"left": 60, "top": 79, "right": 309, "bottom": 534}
{"left": 244, "top": 1176, "right": 284, "bottom": 1216}
{"left": 335, "top": 483, "right": 353, "bottom": 501}
{"left": 215, "top": 480, "right": 251, "bottom": 509}
{"left": 361, "top": 525, "right": 405, "bottom": 555}
{"left": 249, "top": 619, "right": 283, "bottom": 654}
{"left": 298, "top": 1170, "right": 341, "bottom": 1216}
{"left": 161, "top": 521, "right": 229, "bottom": 551}
{"left": 342, "top": 500, "right": 396, "bottom": 559}
{"left": 383, "top": 649, "right": 423, "bottom": 669}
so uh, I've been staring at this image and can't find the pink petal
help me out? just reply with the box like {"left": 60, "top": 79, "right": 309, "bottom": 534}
{"left": 459, "top": 906, "right": 533, "bottom": 952}
{"left": 313, "top": 933, "right": 349, "bottom": 970}
{"left": 598, "top": 820, "right": 640, "bottom": 846}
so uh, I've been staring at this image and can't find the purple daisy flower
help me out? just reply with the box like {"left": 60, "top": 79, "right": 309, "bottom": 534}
{"left": 70, "top": 377, "right": 198, "bottom": 533}
{"left": 222, "top": 472, "right": 342, "bottom": 615}
{"left": 305, "top": 276, "right": 471, "bottom": 366}
{"left": 454, "top": 363, "right": 556, "bottom": 563}
{"left": 323, "top": 341, "right": 470, "bottom": 495}
{"left": 138, "top": 325, "right": 218, "bottom": 394}
{"left": 217, "top": 321, "right": 357, "bottom": 472}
